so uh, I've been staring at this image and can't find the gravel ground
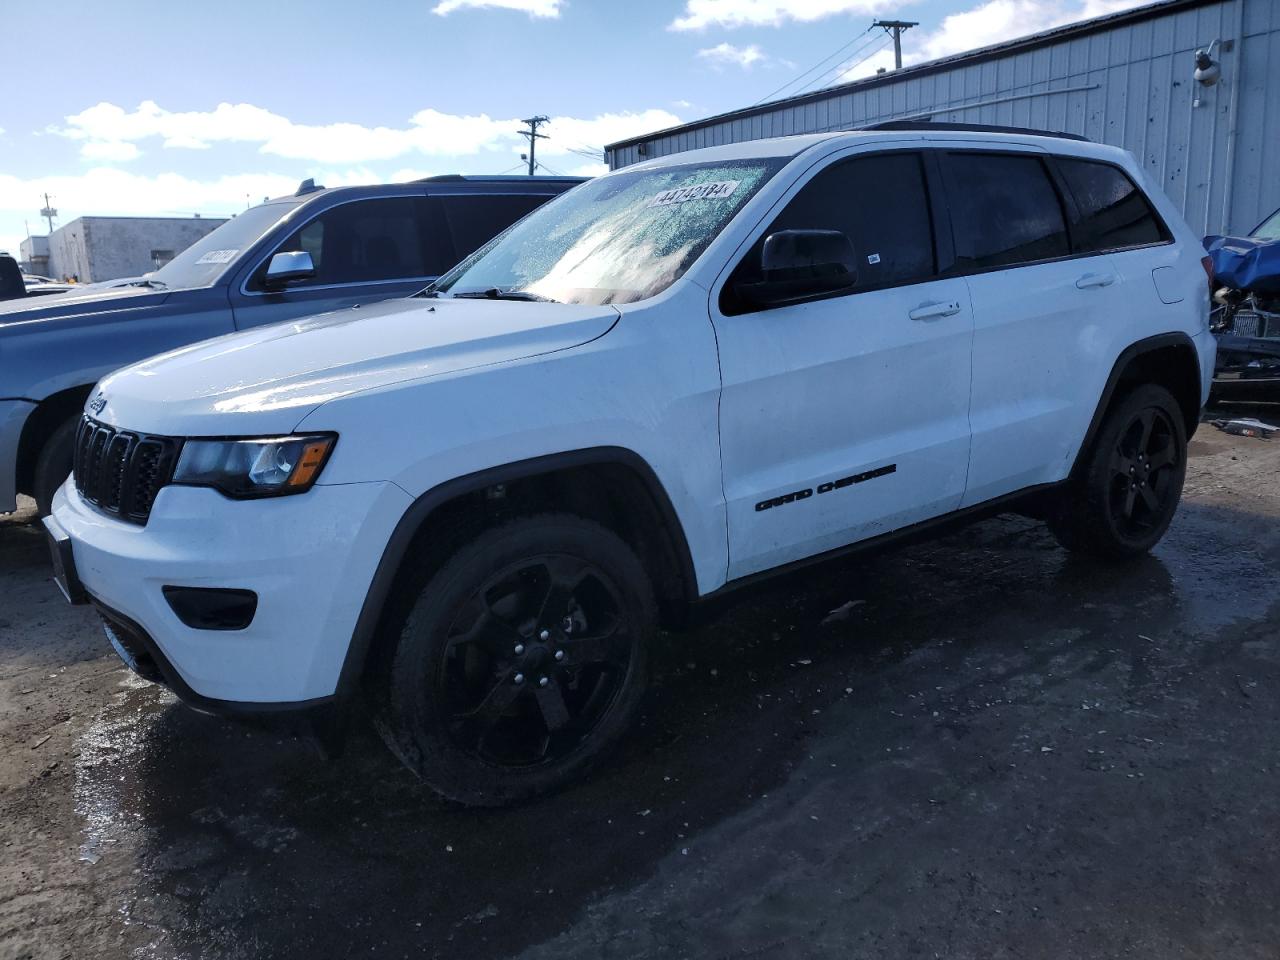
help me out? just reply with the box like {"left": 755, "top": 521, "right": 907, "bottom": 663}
{"left": 1, "top": 409, "right": 1278, "bottom": 960}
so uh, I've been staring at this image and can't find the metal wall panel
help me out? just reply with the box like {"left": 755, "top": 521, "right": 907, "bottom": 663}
{"left": 607, "top": 0, "right": 1277, "bottom": 235}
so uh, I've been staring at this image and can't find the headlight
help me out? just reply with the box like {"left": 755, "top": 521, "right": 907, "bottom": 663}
{"left": 172, "top": 434, "right": 336, "bottom": 498}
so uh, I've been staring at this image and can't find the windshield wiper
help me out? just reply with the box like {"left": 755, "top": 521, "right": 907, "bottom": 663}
{"left": 449, "top": 287, "right": 557, "bottom": 303}
{"left": 131, "top": 278, "right": 167, "bottom": 289}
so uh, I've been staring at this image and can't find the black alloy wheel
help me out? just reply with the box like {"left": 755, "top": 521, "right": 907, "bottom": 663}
{"left": 377, "top": 514, "right": 655, "bottom": 805}
{"left": 1107, "top": 405, "right": 1180, "bottom": 540}
{"left": 1049, "top": 383, "right": 1188, "bottom": 558}
{"left": 439, "top": 553, "right": 633, "bottom": 767}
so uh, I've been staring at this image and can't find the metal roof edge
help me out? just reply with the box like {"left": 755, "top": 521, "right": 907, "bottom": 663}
{"left": 605, "top": 0, "right": 1217, "bottom": 153}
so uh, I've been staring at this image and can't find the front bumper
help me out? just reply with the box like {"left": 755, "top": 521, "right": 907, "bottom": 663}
{"left": 0, "top": 399, "right": 36, "bottom": 514}
{"left": 50, "top": 477, "right": 412, "bottom": 706}
{"left": 1212, "top": 331, "right": 1280, "bottom": 396}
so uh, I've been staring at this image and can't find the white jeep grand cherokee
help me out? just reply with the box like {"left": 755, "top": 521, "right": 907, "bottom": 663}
{"left": 47, "top": 125, "right": 1215, "bottom": 805}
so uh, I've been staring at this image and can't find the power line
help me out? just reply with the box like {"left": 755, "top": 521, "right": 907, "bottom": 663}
{"left": 752, "top": 25, "right": 874, "bottom": 106}
{"left": 797, "top": 34, "right": 895, "bottom": 96}
{"left": 535, "top": 160, "right": 565, "bottom": 176}
{"left": 565, "top": 144, "right": 605, "bottom": 161}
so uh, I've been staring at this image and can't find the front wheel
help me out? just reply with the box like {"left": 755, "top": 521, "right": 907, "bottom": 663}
{"left": 375, "top": 514, "right": 656, "bottom": 806}
{"left": 33, "top": 417, "right": 78, "bottom": 517}
{"left": 1049, "top": 383, "right": 1188, "bottom": 558}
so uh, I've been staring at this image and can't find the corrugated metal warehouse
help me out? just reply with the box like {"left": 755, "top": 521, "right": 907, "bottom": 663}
{"left": 605, "top": 0, "right": 1279, "bottom": 237}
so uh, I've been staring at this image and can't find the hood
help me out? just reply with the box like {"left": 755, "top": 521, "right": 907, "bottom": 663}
{"left": 0, "top": 284, "right": 169, "bottom": 325}
{"left": 1204, "top": 233, "right": 1280, "bottom": 295}
{"left": 94, "top": 295, "right": 620, "bottom": 436}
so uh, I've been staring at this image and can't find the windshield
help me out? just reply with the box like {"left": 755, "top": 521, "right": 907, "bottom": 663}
{"left": 147, "top": 201, "right": 301, "bottom": 290}
{"left": 435, "top": 158, "right": 787, "bottom": 305}
{"left": 1254, "top": 208, "right": 1280, "bottom": 240}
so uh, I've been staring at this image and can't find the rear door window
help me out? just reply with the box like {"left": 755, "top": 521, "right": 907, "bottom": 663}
{"left": 723, "top": 151, "right": 936, "bottom": 313}
{"left": 1057, "top": 158, "right": 1167, "bottom": 251}
{"left": 944, "top": 153, "right": 1070, "bottom": 270}
{"left": 441, "top": 194, "right": 551, "bottom": 261}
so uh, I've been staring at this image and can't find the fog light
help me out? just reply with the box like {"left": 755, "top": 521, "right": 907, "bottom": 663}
{"left": 163, "top": 586, "right": 258, "bottom": 631}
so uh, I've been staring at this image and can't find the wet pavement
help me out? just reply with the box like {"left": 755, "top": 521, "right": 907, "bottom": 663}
{"left": 2, "top": 412, "right": 1279, "bottom": 959}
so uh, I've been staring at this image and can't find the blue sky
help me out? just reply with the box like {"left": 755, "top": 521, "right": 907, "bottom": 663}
{"left": 0, "top": 0, "right": 1153, "bottom": 260}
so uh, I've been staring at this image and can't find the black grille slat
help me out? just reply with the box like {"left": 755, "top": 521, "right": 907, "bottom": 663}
{"left": 86, "top": 428, "right": 110, "bottom": 503}
{"left": 72, "top": 416, "right": 180, "bottom": 525}
{"left": 128, "top": 442, "right": 164, "bottom": 518}
{"left": 101, "top": 434, "right": 132, "bottom": 511}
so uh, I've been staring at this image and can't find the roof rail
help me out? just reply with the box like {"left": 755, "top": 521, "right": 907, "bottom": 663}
{"left": 861, "top": 120, "right": 1090, "bottom": 142}
{"left": 414, "top": 174, "right": 589, "bottom": 183}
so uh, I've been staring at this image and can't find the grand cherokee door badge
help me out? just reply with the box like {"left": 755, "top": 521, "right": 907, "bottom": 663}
{"left": 755, "top": 464, "right": 897, "bottom": 512}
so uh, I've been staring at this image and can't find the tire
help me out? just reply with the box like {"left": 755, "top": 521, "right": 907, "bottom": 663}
{"left": 375, "top": 514, "right": 656, "bottom": 806}
{"left": 1048, "top": 383, "right": 1188, "bottom": 559}
{"left": 33, "top": 417, "right": 78, "bottom": 517}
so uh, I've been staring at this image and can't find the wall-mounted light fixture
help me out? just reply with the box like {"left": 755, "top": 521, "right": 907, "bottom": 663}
{"left": 1194, "top": 39, "right": 1221, "bottom": 87}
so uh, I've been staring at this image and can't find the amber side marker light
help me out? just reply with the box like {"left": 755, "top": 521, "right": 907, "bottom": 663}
{"left": 286, "top": 438, "right": 335, "bottom": 489}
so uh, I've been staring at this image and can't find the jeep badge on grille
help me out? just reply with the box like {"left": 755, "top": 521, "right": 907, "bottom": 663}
{"left": 89, "top": 392, "right": 107, "bottom": 415}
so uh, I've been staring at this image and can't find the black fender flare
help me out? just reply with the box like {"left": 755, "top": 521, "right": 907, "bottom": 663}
{"left": 1071, "top": 331, "right": 1202, "bottom": 478}
{"left": 333, "top": 445, "right": 698, "bottom": 701}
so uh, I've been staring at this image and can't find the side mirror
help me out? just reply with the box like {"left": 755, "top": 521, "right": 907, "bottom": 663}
{"left": 263, "top": 250, "right": 316, "bottom": 289}
{"left": 734, "top": 229, "right": 858, "bottom": 309}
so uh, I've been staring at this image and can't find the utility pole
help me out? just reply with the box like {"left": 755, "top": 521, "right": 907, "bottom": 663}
{"left": 873, "top": 19, "right": 918, "bottom": 70}
{"left": 518, "top": 115, "right": 550, "bottom": 176}
{"left": 39, "top": 193, "right": 58, "bottom": 235}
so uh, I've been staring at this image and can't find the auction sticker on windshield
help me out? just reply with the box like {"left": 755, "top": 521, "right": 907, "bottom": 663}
{"left": 194, "top": 249, "right": 239, "bottom": 265}
{"left": 649, "top": 180, "right": 740, "bottom": 207}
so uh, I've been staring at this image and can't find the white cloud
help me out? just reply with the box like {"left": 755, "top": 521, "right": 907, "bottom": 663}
{"left": 912, "top": 0, "right": 1155, "bottom": 63}
{"left": 567, "top": 161, "right": 608, "bottom": 177}
{"left": 54, "top": 101, "right": 681, "bottom": 166}
{"left": 432, "top": 0, "right": 562, "bottom": 16}
{"left": 698, "top": 42, "right": 768, "bottom": 69}
{"left": 389, "top": 167, "right": 436, "bottom": 182}
{"left": 80, "top": 140, "right": 141, "bottom": 162}
{"left": 0, "top": 168, "right": 302, "bottom": 223}
{"left": 813, "top": 0, "right": 1156, "bottom": 86}
{"left": 544, "top": 109, "right": 682, "bottom": 154}
{"left": 670, "top": 0, "right": 886, "bottom": 31}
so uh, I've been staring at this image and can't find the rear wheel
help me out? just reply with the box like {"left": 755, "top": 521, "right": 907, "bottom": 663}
{"left": 375, "top": 514, "right": 655, "bottom": 806}
{"left": 33, "top": 417, "right": 78, "bottom": 517}
{"left": 1049, "top": 384, "right": 1187, "bottom": 558}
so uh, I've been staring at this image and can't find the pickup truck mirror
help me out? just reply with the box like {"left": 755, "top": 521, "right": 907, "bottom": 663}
{"left": 732, "top": 229, "right": 858, "bottom": 309}
{"left": 263, "top": 250, "right": 316, "bottom": 289}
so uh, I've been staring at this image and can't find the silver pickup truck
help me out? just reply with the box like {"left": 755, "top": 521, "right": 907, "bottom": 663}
{"left": 0, "top": 174, "right": 582, "bottom": 515}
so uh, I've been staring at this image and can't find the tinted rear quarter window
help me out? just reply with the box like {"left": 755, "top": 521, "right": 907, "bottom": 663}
{"left": 442, "top": 194, "right": 550, "bottom": 261}
{"left": 724, "top": 151, "right": 936, "bottom": 312}
{"left": 1057, "top": 158, "right": 1167, "bottom": 251}
{"left": 945, "top": 153, "right": 1069, "bottom": 270}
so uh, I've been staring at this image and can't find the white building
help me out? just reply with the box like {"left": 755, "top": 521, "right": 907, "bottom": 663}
{"left": 27, "top": 215, "right": 228, "bottom": 282}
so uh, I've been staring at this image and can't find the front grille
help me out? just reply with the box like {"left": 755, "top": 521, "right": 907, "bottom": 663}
{"left": 1232, "top": 310, "right": 1280, "bottom": 339}
{"left": 73, "top": 416, "right": 181, "bottom": 524}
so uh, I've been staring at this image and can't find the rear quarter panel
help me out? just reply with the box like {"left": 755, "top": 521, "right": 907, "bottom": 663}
{"left": 1053, "top": 146, "right": 1212, "bottom": 472}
